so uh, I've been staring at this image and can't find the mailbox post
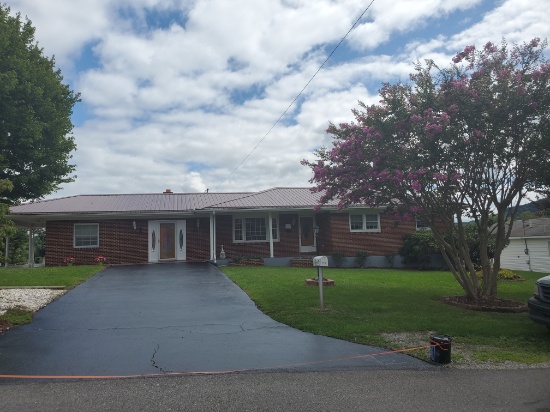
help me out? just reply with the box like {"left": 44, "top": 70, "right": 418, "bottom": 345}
{"left": 312, "top": 256, "right": 328, "bottom": 310}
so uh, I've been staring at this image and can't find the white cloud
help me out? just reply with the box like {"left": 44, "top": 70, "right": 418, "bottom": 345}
{"left": 6, "top": 0, "right": 550, "bottom": 198}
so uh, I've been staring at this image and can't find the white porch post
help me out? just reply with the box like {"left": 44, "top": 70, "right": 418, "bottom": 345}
{"left": 4, "top": 236, "right": 9, "bottom": 267}
{"left": 210, "top": 212, "right": 216, "bottom": 262}
{"left": 268, "top": 212, "right": 274, "bottom": 258}
{"left": 28, "top": 228, "right": 35, "bottom": 267}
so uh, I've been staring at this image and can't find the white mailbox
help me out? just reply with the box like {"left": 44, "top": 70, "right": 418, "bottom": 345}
{"left": 313, "top": 256, "right": 328, "bottom": 267}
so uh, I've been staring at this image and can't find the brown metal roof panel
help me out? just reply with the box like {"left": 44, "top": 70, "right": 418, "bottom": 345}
{"left": 9, "top": 192, "right": 257, "bottom": 215}
{"left": 510, "top": 218, "right": 550, "bottom": 237}
{"left": 210, "top": 188, "right": 332, "bottom": 209}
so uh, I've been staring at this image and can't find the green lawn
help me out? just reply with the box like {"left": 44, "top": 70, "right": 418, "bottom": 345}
{"left": 0, "top": 265, "right": 103, "bottom": 288}
{"left": 221, "top": 266, "right": 550, "bottom": 366}
{"left": 0, "top": 266, "right": 103, "bottom": 326}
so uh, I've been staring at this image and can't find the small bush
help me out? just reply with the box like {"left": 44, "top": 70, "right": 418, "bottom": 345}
{"left": 475, "top": 268, "right": 524, "bottom": 281}
{"left": 399, "top": 231, "right": 438, "bottom": 269}
{"left": 498, "top": 268, "right": 519, "bottom": 280}
{"left": 332, "top": 251, "right": 345, "bottom": 268}
{"left": 354, "top": 251, "right": 369, "bottom": 268}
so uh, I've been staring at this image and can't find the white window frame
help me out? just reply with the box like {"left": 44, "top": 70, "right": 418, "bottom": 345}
{"left": 349, "top": 213, "right": 381, "bottom": 233}
{"left": 233, "top": 215, "right": 279, "bottom": 243}
{"left": 74, "top": 223, "right": 99, "bottom": 248}
{"left": 416, "top": 220, "right": 431, "bottom": 231}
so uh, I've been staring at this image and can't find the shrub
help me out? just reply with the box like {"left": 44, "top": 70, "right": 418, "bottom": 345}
{"left": 385, "top": 254, "right": 396, "bottom": 268}
{"left": 475, "top": 268, "right": 524, "bottom": 281}
{"left": 354, "top": 251, "right": 369, "bottom": 268}
{"left": 399, "top": 231, "right": 438, "bottom": 269}
{"left": 331, "top": 251, "right": 345, "bottom": 268}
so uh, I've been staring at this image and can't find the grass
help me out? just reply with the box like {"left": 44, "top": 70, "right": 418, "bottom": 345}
{"left": 221, "top": 266, "right": 550, "bottom": 366}
{"left": 0, "top": 265, "right": 103, "bottom": 326}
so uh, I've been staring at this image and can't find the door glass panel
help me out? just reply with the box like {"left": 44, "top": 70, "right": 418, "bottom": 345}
{"left": 300, "top": 217, "right": 314, "bottom": 247}
{"left": 160, "top": 223, "right": 175, "bottom": 259}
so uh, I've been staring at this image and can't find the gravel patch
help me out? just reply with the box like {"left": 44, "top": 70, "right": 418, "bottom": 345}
{"left": 381, "top": 332, "right": 550, "bottom": 370}
{"left": 0, "top": 288, "right": 66, "bottom": 315}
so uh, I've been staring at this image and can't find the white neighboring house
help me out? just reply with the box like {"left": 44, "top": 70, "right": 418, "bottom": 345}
{"left": 501, "top": 218, "right": 550, "bottom": 274}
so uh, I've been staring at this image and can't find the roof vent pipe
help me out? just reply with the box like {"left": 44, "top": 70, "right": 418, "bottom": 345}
{"left": 164, "top": 189, "right": 172, "bottom": 194}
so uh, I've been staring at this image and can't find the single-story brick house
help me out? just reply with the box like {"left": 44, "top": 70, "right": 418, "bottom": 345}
{"left": 9, "top": 187, "right": 421, "bottom": 267}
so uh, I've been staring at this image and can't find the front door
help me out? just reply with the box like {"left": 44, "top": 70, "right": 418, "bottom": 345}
{"left": 159, "top": 222, "right": 176, "bottom": 260}
{"left": 148, "top": 220, "right": 186, "bottom": 262}
{"left": 299, "top": 216, "right": 316, "bottom": 253}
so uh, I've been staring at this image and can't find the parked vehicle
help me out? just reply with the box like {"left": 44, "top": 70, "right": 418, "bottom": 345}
{"left": 528, "top": 275, "right": 550, "bottom": 331}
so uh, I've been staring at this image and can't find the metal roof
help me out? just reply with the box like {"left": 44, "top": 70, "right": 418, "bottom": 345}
{"left": 209, "top": 187, "right": 340, "bottom": 209}
{"left": 10, "top": 192, "right": 252, "bottom": 215}
{"left": 509, "top": 218, "right": 550, "bottom": 238}
{"left": 9, "top": 188, "right": 349, "bottom": 217}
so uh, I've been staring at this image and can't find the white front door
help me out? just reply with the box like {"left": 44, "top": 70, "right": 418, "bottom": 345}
{"left": 148, "top": 220, "right": 186, "bottom": 262}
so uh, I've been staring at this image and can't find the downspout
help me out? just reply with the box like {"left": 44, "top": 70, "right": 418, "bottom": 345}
{"left": 268, "top": 212, "right": 274, "bottom": 258}
{"left": 523, "top": 238, "right": 532, "bottom": 271}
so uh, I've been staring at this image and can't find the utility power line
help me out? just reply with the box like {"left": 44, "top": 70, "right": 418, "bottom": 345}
{"left": 215, "top": 0, "right": 375, "bottom": 190}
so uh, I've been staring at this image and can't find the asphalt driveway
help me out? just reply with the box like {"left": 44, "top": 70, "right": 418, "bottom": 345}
{"left": 0, "top": 263, "right": 432, "bottom": 377}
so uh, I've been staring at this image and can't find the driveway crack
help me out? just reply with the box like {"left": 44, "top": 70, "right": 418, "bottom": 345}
{"left": 151, "top": 343, "right": 168, "bottom": 374}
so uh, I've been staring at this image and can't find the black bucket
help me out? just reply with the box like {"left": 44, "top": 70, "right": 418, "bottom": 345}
{"left": 429, "top": 334, "right": 452, "bottom": 364}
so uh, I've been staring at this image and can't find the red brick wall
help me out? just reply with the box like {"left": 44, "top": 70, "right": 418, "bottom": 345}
{"left": 46, "top": 219, "right": 149, "bottom": 266}
{"left": 187, "top": 217, "right": 211, "bottom": 261}
{"left": 318, "top": 213, "right": 416, "bottom": 256}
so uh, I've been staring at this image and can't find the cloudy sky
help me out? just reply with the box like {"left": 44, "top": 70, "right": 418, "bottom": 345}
{"left": 7, "top": 0, "right": 550, "bottom": 198}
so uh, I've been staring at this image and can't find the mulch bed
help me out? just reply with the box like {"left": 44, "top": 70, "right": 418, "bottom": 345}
{"left": 441, "top": 296, "right": 528, "bottom": 313}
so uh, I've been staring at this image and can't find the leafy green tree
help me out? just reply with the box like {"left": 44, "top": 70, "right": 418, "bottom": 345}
{"left": 0, "top": 179, "right": 16, "bottom": 251}
{"left": 304, "top": 39, "right": 550, "bottom": 301}
{"left": 1, "top": 228, "right": 29, "bottom": 265}
{"left": 0, "top": 5, "right": 79, "bottom": 203}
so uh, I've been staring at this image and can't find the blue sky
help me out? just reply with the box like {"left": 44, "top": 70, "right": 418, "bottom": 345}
{"left": 7, "top": 0, "right": 550, "bottom": 198}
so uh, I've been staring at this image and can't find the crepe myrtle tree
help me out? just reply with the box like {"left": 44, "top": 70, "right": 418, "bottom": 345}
{"left": 303, "top": 38, "right": 550, "bottom": 301}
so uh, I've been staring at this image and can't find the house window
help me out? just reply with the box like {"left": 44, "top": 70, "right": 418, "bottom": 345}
{"left": 233, "top": 216, "right": 279, "bottom": 242}
{"left": 349, "top": 213, "right": 380, "bottom": 232}
{"left": 74, "top": 223, "right": 99, "bottom": 248}
{"left": 416, "top": 220, "right": 431, "bottom": 231}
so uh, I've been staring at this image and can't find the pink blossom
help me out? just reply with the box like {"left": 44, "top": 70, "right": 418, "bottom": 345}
{"left": 530, "top": 37, "right": 540, "bottom": 48}
{"left": 451, "top": 80, "right": 467, "bottom": 91}
{"left": 448, "top": 104, "right": 459, "bottom": 115}
{"left": 531, "top": 70, "right": 543, "bottom": 80}
{"left": 411, "top": 181, "right": 422, "bottom": 191}
{"left": 433, "top": 172, "right": 446, "bottom": 182}
{"left": 424, "top": 123, "right": 443, "bottom": 135}
{"left": 497, "top": 68, "right": 510, "bottom": 81}
{"left": 473, "top": 129, "right": 483, "bottom": 137}
{"left": 411, "top": 114, "right": 422, "bottom": 123}
{"left": 452, "top": 53, "right": 463, "bottom": 64}
{"left": 463, "top": 45, "right": 475, "bottom": 55}
{"left": 484, "top": 42, "right": 497, "bottom": 53}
